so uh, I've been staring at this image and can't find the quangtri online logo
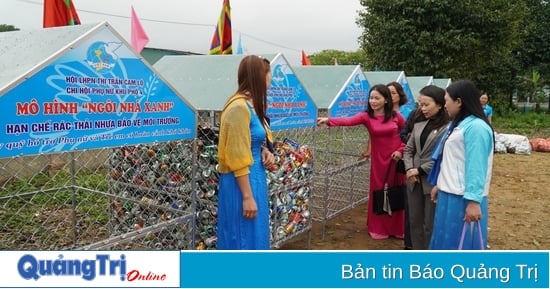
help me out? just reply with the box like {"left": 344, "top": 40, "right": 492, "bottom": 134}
{"left": 18, "top": 254, "right": 128, "bottom": 281}
{"left": 7, "top": 251, "right": 180, "bottom": 287}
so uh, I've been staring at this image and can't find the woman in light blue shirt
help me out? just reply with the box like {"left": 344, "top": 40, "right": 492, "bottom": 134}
{"left": 480, "top": 93, "right": 493, "bottom": 124}
{"left": 429, "top": 80, "right": 494, "bottom": 250}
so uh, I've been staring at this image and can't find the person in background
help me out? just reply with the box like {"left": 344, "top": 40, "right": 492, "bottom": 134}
{"left": 480, "top": 93, "right": 493, "bottom": 124}
{"left": 318, "top": 84, "right": 406, "bottom": 240}
{"left": 400, "top": 103, "right": 422, "bottom": 143}
{"left": 403, "top": 85, "right": 449, "bottom": 249}
{"left": 429, "top": 80, "right": 494, "bottom": 250}
{"left": 388, "top": 81, "right": 412, "bottom": 249}
{"left": 398, "top": 102, "right": 422, "bottom": 250}
{"left": 388, "top": 81, "right": 411, "bottom": 119}
{"left": 216, "top": 55, "right": 275, "bottom": 250}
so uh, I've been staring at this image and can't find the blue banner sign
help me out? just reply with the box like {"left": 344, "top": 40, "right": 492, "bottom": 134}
{"left": 329, "top": 68, "right": 370, "bottom": 117}
{"left": 0, "top": 26, "right": 196, "bottom": 158}
{"left": 267, "top": 55, "right": 317, "bottom": 131}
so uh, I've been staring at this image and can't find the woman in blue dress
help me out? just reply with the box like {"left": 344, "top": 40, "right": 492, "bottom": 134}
{"left": 429, "top": 80, "right": 494, "bottom": 250}
{"left": 216, "top": 55, "right": 274, "bottom": 249}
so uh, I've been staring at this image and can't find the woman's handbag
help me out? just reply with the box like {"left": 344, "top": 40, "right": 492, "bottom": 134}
{"left": 396, "top": 159, "right": 406, "bottom": 174}
{"left": 458, "top": 221, "right": 485, "bottom": 250}
{"left": 372, "top": 161, "right": 406, "bottom": 216}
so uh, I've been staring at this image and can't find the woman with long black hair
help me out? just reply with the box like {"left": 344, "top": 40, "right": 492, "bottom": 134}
{"left": 429, "top": 80, "right": 494, "bottom": 250}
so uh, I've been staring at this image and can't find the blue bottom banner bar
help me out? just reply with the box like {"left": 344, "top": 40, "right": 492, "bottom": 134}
{"left": 180, "top": 251, "right": 549, "bottom": 288}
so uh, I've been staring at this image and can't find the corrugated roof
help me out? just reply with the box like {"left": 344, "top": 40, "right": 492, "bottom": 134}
{"left": 154, "top": 54, "right": 278, "bottom": 111}
{"left": 407, "top": 76, "right": 434, "bottom": 100}
{"left": 293, "top": 65, "right": 360, "bottom": 109}
{"left": 140, "top": 47, "right": 201, "bottom": 64}
{"left": 0, "top": 23, "right": 102, "bottom": 92}
{"left": 433, "top": 78, "right": 452, "bottom": 88}
{"left": 154, "top": 54, "right": 243, "bottom": 111}
{"left": 363, "top": 71, "right": 403, "bottom": 86}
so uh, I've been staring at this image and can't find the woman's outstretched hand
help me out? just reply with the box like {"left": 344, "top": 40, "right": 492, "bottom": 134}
{"left": 317, "top": 117, "right": 328, "bottom": 126}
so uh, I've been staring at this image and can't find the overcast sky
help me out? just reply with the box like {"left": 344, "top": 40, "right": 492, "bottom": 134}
{"left": 1, "top": 0, "right": 364, "bottom": 65}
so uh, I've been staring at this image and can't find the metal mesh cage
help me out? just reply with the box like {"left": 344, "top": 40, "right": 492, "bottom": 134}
{"left": 309, "top": 109, "right": 371, "bottom": 239}
{"left": 194, "top": 111, "right": 315, "bottom": 249}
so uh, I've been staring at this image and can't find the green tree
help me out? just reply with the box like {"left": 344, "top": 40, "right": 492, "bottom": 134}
{"left": 515, "top": 0, "right": 550, "bottom": 112}
{"left": 0, "top": 24, "right": 19, "bottom": 32}
{"left": 357, "top": 0, "right": 526, "bottom": 99}
{"left": 516, "top": 1, "right": 550, "bottom": 77}
{"left": 520, "top": 70, "right": 546, "bottom": 112}
{"left": 309, "top": 49, "right": 368, "bottom": 66}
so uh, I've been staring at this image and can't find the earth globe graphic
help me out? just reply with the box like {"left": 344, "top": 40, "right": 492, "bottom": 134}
{"left": 86, "top": 41, "right": 119, "bottom": 74}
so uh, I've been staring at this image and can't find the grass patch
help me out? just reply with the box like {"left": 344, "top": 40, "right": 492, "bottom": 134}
{"left": 0, "top": 168, "right": 110, "bottom": 249}
{"left": 493, "top": 112, "right": 550, "bottom": 138}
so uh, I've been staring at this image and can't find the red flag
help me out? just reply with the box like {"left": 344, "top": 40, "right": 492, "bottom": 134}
{"left": 43, "top": 0, "right": 81, "bottom": 28}
{"left": 301, "top": 50, "right": 312, "bottom": 66}
{"left": 131, "top": 6, "right": 150, "bottom": 53}
{"left": 209, "top": 0, "right": 232, "bottom": 55}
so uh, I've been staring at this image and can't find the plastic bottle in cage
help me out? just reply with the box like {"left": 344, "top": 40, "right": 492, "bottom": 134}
{"left": 283, "top": 212, "right": 302, "bottom": 234}
{"left": 283, "top": 137, "right": 300, "bottom": 151}
{"left": 204, "top": 236, "right": 217, "bottom": 247}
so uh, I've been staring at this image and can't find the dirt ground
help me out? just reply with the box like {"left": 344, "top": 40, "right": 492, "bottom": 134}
{"left": 280, "top": 152, "right": 550, "bottom": 250}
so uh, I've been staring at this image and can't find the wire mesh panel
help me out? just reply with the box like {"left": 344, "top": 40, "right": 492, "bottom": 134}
{"left": 0, "top": 142, "right": 196, "bottom": 250}
{"left": 81, "top": 215, "right": 194, "bottom": 250}
{"left": 311, "top": 158, "right": 369, "bottom": 220}
{"left": 310, "top": 111, "right": 371, "bottom": 238}
{"left": 105, "top": 141, "right": 196, "bottom": 250}
{"left": 290, "top": 65, "right": 372, "bottom": 239}
{"left": 269, "top": 127, "right": 315, "bottom": 249}
{"left": 195, "top": 119, "right": 220, "bottom": 250}
{"left": 1, "top": 150, "right": 111, "bottom": 249}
